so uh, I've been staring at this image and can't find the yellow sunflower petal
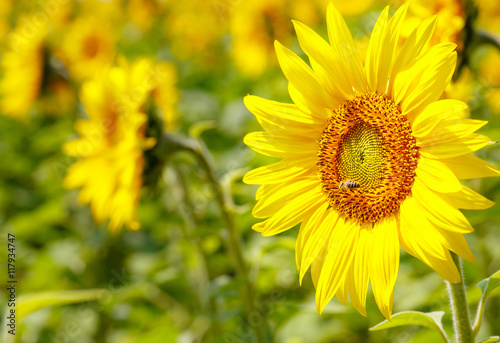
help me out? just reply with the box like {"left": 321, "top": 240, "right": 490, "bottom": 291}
{"left": 436, "top": 227, "right": 475, "bottom": 263}
{"left": 370, "top": 216, "right": 399, "bottom": 320}
{"left": 299, "top": 208, "right": 339, "bottom": 284}
{"left": 442, "top": 185, "right": 495, "bottom": 210}
{"left": 253, "top": 177, "right": 320, "bottom": 218}
{"left": 261, "top": 186, "right": 326, "bottom": 236}
{"left": 311, "top": 240, "right": 329, "bottom": 289}
{"left": 255, "top": 183, "right": 279, "bottom": 201}
{"left": 244, "top": 131, "right": 317, "bottom": 158}
{"left": 441, "top": 154, "right": 500, "bottom": 179}
{"left": 346, "top": 223, "right": 372, "bottom": 317}
{"left": 252, "top": 220, "right": 268, "bottom": 233}
{"left": 296, "top": 203, "right": 330, "bottom": 270}
{"left": 244, "top": 156, "right": 317, "bottom": 185}
{"left": 316, "top": 220, "right": 359, "bottom": 314}
{"left": 292, "top": 20, "right": 353, "bottom": 102}
{"left": 394, "top": 43, "right": 457, "bottom": 121}
{"left": 367, "top": 3, "right": 408, "bottom": 93}
{"left": 275, "top": 41, "right": 336, "bottom": 109}
{"left": 412, "top": 178, "right": 474, "bottom": 233}
{"left": 326, "top": 3, "right": 368, "bottom": 94}
{"left": 417, "top": 119, "right": 487, "bottom": 147}
{"left": 244, "top": 95, "right": 328, "bottom": 129}
{"left": 416, "top": 157, "right": 462, "bottom": 193}
{"left": 400, "top": 196, "right": 448, "bottom": 260}
{"left": 388, "top": 16, "right": 437, "bottom": 95}
{"left": 336, "top": 274, "right": 349, "bottom": 307}
{"left": 411, "top": 99, "right": 468, "bottom": 136}
{"left": 366, "top": 6, "right": 389, "bottom": 91}
{"left": 296, "top": 203, "right": 329, "bottom": 269}
{"left": 419, "top": 133, "right": 491, "bottom": 159}
{"left": 399, "top": 241, "right": 460, "bottom": 283}
{"left": 287, "top": 82, "right": 331, "bottom": 118}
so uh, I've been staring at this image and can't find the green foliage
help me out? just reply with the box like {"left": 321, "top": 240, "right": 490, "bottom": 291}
{"left": 477, "top": 337, "right": 500, "bottom": 343}
{"left": 17, "top": 289, "right": 108, "bottom": 322}
{"left": 473, "top": 270, "right": 500, "bottom": 337}
{"left": 370, "top": 311, "right": 449, "bottom": 343}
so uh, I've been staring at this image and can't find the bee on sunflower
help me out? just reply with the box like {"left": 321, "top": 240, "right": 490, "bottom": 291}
{"left": 243, "top": 3, "right": 499, "bottom": 319}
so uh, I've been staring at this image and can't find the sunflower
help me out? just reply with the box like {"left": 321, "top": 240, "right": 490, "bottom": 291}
{"left": 63, "top": 58, "right": 157, "bottom": 231}
{"left": 164, "top": 0, "right": 223, "bottom": 65}
{"left": 150, "top": 62, "right": 179, "bottom": 131}
{"left": 399, "top": 0, "right": 466, "bottom": 49}
{"left": 244, "top": 3, "right": 499, "bottom": 319}
{"left": 0, "top": 18, "right": 46, "bottom": 119}
{"left": 230, "top": 0, "right": 324, "bottom": 77}
{"left": 0, "top": 0, "right": 12, "bottom": 43}
{"left": 479, "top": 49, "right": 500, "bottom": 115}
{"left": 477, "top": 0, "right": 500, "bottom": 32}
{"left": 59, "top": 16, "right": 116, "bottom": 82}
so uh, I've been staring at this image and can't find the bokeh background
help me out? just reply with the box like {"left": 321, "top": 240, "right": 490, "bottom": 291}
{"left": 0, "top": 0, "right": 500, "bottom": 342}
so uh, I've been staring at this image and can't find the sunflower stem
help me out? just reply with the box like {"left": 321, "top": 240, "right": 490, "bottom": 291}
{"left": 447, "top": 253, "right": 474, "bottom": 343}
{"left": 163, "top": 133, "right": 268, "bottom": 343}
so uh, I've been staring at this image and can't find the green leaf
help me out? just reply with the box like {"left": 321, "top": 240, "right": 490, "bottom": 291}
{"left": 370, "top": 311, "right": 449, "bottom": 343}
{"left": 477, "top": 270, "right": 500, "bottom": 302}
{"left": 473, "top": 270, "right": 500, "bottom": 336}
{"left": 16, "top": 289, "right": 108, "bottom": 321}
{"left": 477, "top": 336, "right": 500, "bottom": 343}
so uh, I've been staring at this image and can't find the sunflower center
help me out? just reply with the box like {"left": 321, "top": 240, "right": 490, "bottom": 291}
{"left": 336, "top": 121, "right": 387, "bottom": 189}
{"left": 317, "top": 92, "right": 419, "bottom": 224}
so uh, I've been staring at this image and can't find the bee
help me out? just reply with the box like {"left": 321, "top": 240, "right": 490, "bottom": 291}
{"left": 338, "top": 180, "right": 360, "bottom": 191}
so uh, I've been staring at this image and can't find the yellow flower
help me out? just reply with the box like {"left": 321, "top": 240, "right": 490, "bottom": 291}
{"left": 400, "top": 0, "right": 465, "bottom": 48}
{"left": 0, "top": 0, "right": 12, "bottom": 43}
{"left": 0, "top": 18, "right": 46, "bottom": 119}
{"left": 244, "top": 4, "right": 499, "bottom": 319}
{"left": 58, "top": 16, "right": 117, "bottom": 82}
{"left": 479, "top": 49, "right": 500, "bottom": 115}
{"left": 164, "top": 0, "right": 223, "bottom": 64}
{"left": 230, "top": 0, "right": 324, "bottom": 77}
{"left": 479, "top": 48, "right": 500, "bottom": 85}
{"left": 328, "top": 0, "right": 374, "bottom": 16}
{"left": 126, "top": 0, "right": 161, "bottom": 32}
{"left": 151, "top": 62, "right": 179, "bottom": 131}
{"left": 64, "top": 58, "right": 157, "bottom": 231}
{"left": 477, "top": 0, "right": 500, "bottom": 33}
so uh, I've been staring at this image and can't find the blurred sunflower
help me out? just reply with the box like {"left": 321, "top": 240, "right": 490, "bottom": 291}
{"left": 479, "top": 49, "right": 500, "bottom": 115}
{"left": 64, "top": 58, "right": 157, "bottom": 231}
{"left": 151, "top": 62, "right": 179, "bottom": 131}
{"left": 400, "top": 0, "right": 466, "bottom": 49}
{"left": 328, "top": 0, "right": 374, "bottom": 16}
{"left": 0, "top": 0, "right": 12, "bottom": 43}
{"left": 59, "top": 16, "right": 117, "bottom": 82}
{"left": 127, "top": 0, "right": 161, "bottom": 32}
{"left": 244, "top": 3, "right": 499, "bottom": 319}
{"left": 164, "top": 0, "right": 223, "bottom": 65}
{"left": 230, "top": 0, "right": 324, "bottom": 77}
{"left": 477, "top": 0, "right": 500, "bottom": 32}
{"left": 0, "top": 18, "right": 46, "bottom": 119}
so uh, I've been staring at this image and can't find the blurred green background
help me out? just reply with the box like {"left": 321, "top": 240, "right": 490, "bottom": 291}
{"left": 1, "top": 0, "right": 500, "bottom": 342}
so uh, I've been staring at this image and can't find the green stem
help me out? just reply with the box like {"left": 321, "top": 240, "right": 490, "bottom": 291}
{"left": 163, "top": 133, "right": 267, "bottom": 343}
{"left": 447, "top": 253, "right": 474, "bottom": 343}
{"left": 173, "top": 166, "right": 219, "bottom": 326}
{"left": 471, "top": 292, "right": 485, "bottom": 338}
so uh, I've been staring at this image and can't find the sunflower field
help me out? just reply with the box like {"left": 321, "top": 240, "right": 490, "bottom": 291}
{"left": 1, "top": 0, "right": 500, "bottom": 342}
